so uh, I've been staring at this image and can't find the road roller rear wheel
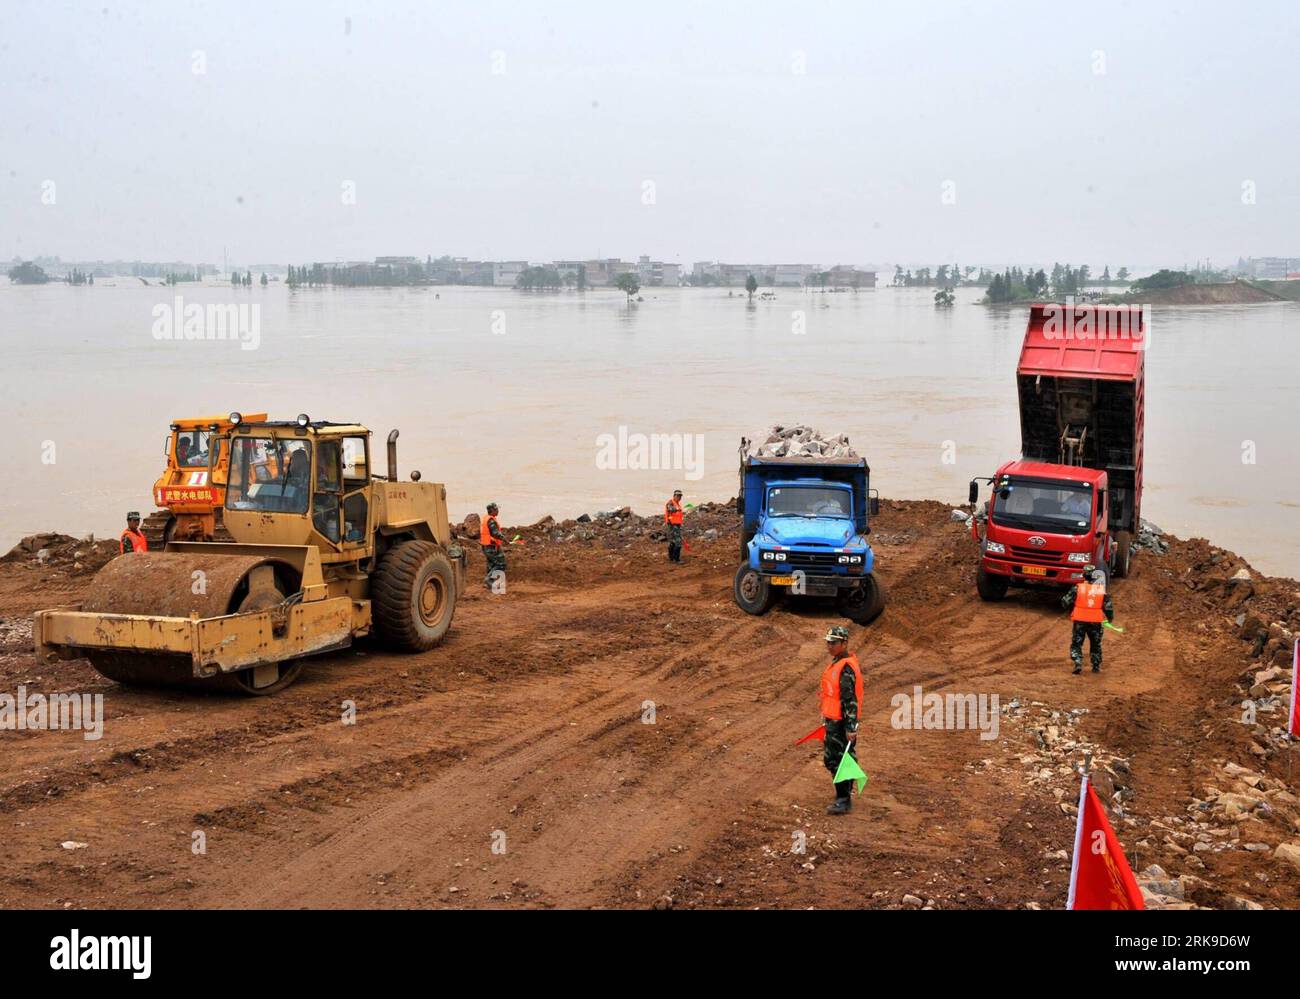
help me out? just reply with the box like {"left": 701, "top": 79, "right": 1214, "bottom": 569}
{"left": 216, "top": 658, "right": 305, "bottom": 695}
{"left": 371, "top": 540, "right": 457, "bottom": 651}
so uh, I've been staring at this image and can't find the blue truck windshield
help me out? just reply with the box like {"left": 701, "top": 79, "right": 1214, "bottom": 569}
{"left": 991, "top": 479, "right": 1093, "bottom": 535}
{"left": 767, "top": 486, "right": 852, "bottom": 518}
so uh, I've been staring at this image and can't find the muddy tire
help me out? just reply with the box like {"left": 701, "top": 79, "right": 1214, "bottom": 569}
{"left": 840, "top": 574, "right": 886, "bottom": 624}
{"left": 1112, "top": 532, "right": 1132, "bottom": 578}
{"left": 372, "top": 540, "right": 457, "bottom": 651}
{"left": 976, "top": 565, "right": 1009, "bottom": 601}
{"left": 733, "top": 564, "right": 776, "bottom": 616}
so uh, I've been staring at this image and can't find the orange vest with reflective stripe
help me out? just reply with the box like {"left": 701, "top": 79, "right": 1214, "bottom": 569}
{"left": 819, "top": 653, "right": 862, "bottom": 721}
{"left": 665, "top": 499, "right": 683, "bottom": 525}
{"left": 119, "top": 528, "right": 148, "bottom": 554}
{"left": 480, "top": 515, "right": 501, "bottom": 548}
{"left": 1071, "top": 581, "right": 1107, "bottom": 623}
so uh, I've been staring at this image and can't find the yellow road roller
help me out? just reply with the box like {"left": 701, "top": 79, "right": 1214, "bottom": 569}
{"left": 34, "top": 413, "right": 466, "bottom": 694}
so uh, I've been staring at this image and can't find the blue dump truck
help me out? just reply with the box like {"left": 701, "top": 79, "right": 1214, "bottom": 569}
{"left": 733, "top": 441, "right": 885, "bottom": 623}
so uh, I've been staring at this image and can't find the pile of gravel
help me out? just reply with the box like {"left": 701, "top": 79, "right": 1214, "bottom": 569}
{"left": 745, "top": 425, "right": 857, "bottom": 460}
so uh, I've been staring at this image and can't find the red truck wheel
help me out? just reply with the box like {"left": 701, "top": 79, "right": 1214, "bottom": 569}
{"left": 1112, "top": 532, "right": 1133, "bottom": 578}
{"left": 976, "top": 565, "right": 1009, "bottom": 601}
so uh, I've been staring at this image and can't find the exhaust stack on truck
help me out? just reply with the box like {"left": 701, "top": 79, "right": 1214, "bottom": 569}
{"left": 971, "top": 304, "right": 1146, "bottom": 600}
{"left": 733, "top": 429, "right": 884, "bottom": 623}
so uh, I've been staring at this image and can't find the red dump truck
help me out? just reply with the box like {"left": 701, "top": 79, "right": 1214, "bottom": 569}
{"left": 970, "top": 304, "right": 1146, "bottom": 599}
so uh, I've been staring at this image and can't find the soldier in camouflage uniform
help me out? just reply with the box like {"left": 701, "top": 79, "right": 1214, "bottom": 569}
{"left": 480, "top": 502, "right": 508, "bottom": 591}
{"left": 1061, "top": 564, "right": 1114, "bottom": 674}
{"left": 664, "top": 489, "right": 685, "bottom": 563}
{"left": 819, "top": 625, "right": 863, "bottom": 815}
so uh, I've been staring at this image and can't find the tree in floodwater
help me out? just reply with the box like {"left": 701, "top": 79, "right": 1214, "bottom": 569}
{"left": 745, "top": 273, "right": 758, "bottom": 301}
{"left": 9, "top": 261, "right": 51, "bottom": 284}
{"left": 515, "top": 266, "right": 563, "bottom": 290}
{"left": 614, "top": 272, "right": 640, "bottom": 302}
{"left": 260, "top": 272, "right": 268, "bottom": 286}
{"left": 934, "top": 287, "right": 955, "bottom": 307}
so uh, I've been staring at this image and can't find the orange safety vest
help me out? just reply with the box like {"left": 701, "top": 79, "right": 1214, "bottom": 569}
{"left": 664, "top": 499, "right": 683, "bottom": 525}
{"left": 120, "top": 528, "right": 148, "bottom": 554}
{"left": 480, "top": 515, "right": 502, "bottom": 548}
{"left": 819, "top": 653, "right": 863, "bottom": 721}
{"left": 1071, "top": 581, "right": 1107, "bottom": 623}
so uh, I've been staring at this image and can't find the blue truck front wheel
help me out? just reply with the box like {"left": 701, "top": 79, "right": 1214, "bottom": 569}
{"left": 734, "top": 563, "right": 777, "bottom": 615}
{"left": 839, "top": 574, "right": 886, "bottom": 624}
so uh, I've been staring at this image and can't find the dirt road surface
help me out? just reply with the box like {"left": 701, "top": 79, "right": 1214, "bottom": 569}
{"left": 2, "top": 501, "right": 1298, "bottom": 909}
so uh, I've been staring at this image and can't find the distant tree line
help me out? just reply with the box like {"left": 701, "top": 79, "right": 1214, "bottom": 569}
{"left": 286, "top": 263, "right": 428, "bottom": 287}
{"left": 893, "top": 265, "right": 978, "bottom": 287}
{"left": 983, "top": 263, "right": 1134, "bottom": 303}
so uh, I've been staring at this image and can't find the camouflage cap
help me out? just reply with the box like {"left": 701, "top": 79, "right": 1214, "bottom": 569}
{"left": 126, "top": 511, "right": 141, "bottom": 520}
{"left": 824, "top": 625, "right": 850, "bottom": 643}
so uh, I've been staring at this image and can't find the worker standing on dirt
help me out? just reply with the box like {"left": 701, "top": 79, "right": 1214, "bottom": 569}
{"left": 819, "top": 625, "right": 863, "bottom": 815}
{"left": 119, "top": 512, "right": 148, "bottom": 554}
{"left": 480, "top": 502, "right": 507, "bottom": 591}
{"left": 664, "top": 490, "right": 685, "bottom": 563}
{"left": 1062, "top": 565, "right": 1114, "bottom": 674}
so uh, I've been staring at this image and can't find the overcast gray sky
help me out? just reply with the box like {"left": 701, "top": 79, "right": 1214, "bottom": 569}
{"left": 2, "top": 0, "right": 1296, "bottom": 269}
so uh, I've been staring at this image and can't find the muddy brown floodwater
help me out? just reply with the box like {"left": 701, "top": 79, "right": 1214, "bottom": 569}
{"left": 2, "top": 282, "right": 1297, "bottom": 576}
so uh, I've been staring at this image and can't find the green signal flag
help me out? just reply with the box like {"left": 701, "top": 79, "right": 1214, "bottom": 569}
{"left": 833, "top": 750, "right": 869, "bottom": 796}
{"left": 1102, "top": 621, "right": 1125, "bottom": 634}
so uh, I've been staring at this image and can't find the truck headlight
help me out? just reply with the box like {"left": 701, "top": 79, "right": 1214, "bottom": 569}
{"left": 1067, "top": 552, "right": 1090, "bottom": 563}
{"left": 985, "top": 541, "right": 1006, "bottom": 555}
{"left": 761, "top": 551, "right": 775, "bottom": 561}
{"left": 838, "top": 554, "right": 863, "bottom": 564}
{"left": 774, "top": 552, "right": 786, "bottom": 562}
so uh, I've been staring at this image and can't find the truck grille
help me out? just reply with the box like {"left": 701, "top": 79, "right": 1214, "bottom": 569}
{"left": 781, "top": 551, "right": 848, "bottom": 570}
{"left": 1010, "top": 545, "right": 1063, "bottom": 563}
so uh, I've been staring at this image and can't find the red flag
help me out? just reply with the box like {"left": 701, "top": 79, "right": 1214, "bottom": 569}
{"left": 1289, "top": 639, "right": 1300, "bottom": 739}
{"left": 794, "top": 725, "right": 825, "bottom": 746}
{"left": 1067, "top": 775, "right": 1144, "bottom": 910}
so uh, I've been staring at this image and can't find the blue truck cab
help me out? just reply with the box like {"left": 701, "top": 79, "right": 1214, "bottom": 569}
{"left": 733, "top": 449, "right": 886, "bottom": 623}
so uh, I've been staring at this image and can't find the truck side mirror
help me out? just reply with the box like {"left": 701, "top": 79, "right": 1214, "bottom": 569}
{"left": 869, "top": 497, "right": 880, "bottom": 516}
{"left": 968, "top": 481, "right": 978, "bottom": 505}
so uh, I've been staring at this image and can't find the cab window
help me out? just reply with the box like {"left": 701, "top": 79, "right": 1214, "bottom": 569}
{"left": 176, "top": 430, "right": 216, "bottom": 468}
{"left": 227, "top": 437, "right": 312, "bottom": 514}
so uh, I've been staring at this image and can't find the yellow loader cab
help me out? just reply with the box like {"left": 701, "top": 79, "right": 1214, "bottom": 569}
{"left": 34, "top": 413, "right": 466, "bottom": 694}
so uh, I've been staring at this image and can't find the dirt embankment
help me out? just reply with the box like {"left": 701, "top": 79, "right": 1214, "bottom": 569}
{"left": 1118, "top": 281, "right": 1283, "bottom": 305}
{"left": 1, "top": 500, "right": 1298, "bottom": 910}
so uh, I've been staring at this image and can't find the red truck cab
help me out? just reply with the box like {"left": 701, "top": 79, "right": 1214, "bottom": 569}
{"left": 972, "top": 304, "right": 1145, "bottom": 601}
{"left": 975, "top": 460, "right": 1110, "bottom": 598}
